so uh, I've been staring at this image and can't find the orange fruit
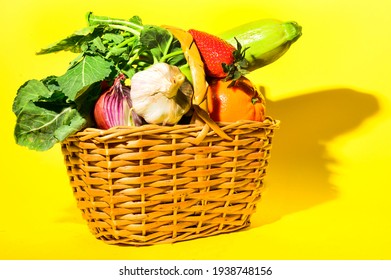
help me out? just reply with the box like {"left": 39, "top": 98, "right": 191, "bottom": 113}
{"left": 206, "top": 76, "right": 266, "bottom": 122}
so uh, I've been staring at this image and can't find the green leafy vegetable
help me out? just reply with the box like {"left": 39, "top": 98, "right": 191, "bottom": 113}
{"left": 37, "top": 26, "right": 102, "bottom": 54}
{"left": 57, "top": 55, "right": 113, "bottom": 100}
{"left": 13, "top": 79, "right": 53, "bottom": 116}
{"left": 13, "top": 12, "right": 188, "bottom": 151}
{"left": 13, "top": 78, "right": 101, "bottom": 151}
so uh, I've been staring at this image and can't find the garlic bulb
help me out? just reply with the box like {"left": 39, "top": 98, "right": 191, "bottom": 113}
{"left": 130, "top": 62, "right": 194, "bottom": 125}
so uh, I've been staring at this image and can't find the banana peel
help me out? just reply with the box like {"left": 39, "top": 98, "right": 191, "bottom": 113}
{"left": 162, "top": 25, "right": 207, "bottom": 106}
{"left": 163, "top": 25, "right": 232, "bottom": 141}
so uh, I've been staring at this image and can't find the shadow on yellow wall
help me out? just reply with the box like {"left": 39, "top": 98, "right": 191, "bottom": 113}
{"left": 253, "top": 88, "right": 380, "bottom": 226}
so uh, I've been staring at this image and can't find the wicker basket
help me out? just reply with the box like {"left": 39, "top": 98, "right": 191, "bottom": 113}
{"left": 61, "top": 117, "right": 279, "bottom": 246}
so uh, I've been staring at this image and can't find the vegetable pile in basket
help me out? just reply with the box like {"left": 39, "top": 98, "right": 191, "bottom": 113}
{"left": 12, "top": 13, "right": 302, "bottom": 151}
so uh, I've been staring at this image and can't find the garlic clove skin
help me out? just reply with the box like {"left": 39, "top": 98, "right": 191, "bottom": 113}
{"left": 130, "top": 62, "right": 194, "bottom": 125}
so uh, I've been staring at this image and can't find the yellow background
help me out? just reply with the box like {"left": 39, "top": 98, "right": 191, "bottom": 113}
{"left": 1, "top": 0, "right": 391, "bottom": 259}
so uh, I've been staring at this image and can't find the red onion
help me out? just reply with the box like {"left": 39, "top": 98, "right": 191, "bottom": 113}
{"left": 94, "top": 74, "right": 143, "bottom": 129}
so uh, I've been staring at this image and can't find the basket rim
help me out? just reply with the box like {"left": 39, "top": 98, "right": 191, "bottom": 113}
{"left": 75, "top": 116, "right": 278, "bottom": 135}
{"left": 63, "top": 117, "right": 279, "bottom": 144}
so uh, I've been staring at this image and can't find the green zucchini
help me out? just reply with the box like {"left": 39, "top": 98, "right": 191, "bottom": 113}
{"left": 219, "top": 19, "right": 302, "bottom": 71}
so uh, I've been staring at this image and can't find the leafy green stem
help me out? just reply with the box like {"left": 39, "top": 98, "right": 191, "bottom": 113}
{"left": 87, "top": 12, "right": 144, "bottom": 34}
{"left": 160, "top": 50, "right": 184, "bottom": 62}
{"left": 162, "top": 33, "right": 174, "bottom": 57}
{"left": 107, "top": 24, "right": 141, "bottom": 36}
{"left": 105, "top": 37, "right": 136, "bottom": 59}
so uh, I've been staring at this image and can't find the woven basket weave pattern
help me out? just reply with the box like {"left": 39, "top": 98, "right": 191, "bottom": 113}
{"left": 62, "top": 118, "right": 278, "bottom": 245}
